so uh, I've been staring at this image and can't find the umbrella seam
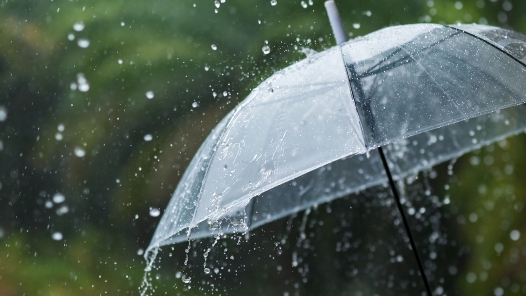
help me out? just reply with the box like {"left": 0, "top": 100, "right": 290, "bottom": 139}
{"left": 445, "top": 24, "right": 526, "bottom": 69}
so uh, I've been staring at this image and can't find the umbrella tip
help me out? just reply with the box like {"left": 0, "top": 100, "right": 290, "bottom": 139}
{"left": 324, "top": 0, "right": 347, "bottom": 45}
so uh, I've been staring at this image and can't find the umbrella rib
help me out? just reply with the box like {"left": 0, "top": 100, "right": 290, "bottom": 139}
{"left": 360, "top": 30, "right": 462, "bottom": 78}
{"left": 378, "top": 146, "right": 434, "bottom": 296}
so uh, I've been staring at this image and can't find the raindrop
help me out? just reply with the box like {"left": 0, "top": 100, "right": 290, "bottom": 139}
{"left": 466, "top": 272, "right": 476, "bottom": 283}
{"left": 118, "top": 59, "right": 123, "bottom": 64}
{"left": 214, "top": 0, "right": 220, "bottom": 8}
{"left": 77, "top": 73, "right": 90, "bottom": 92}
{"left": 510, "top": 230, "right": 520, "bottom": 241}
{"left": 56, "top": 205, "right": 69, "bottom": 215}
{"left": 68, "top": 33, "right": 75, "bottom": 41}
{"left": 78, "top": 83, "right": 89, "bottom": 92}
{"left": 0, "top": 106, "right": 7, "bottom": 122}
{"left": 363, "top": 10, "right": 372, "bottom": 16}
{"left": 0, "top": 228, "right": 4, "bottom": 239}
{"left": 204, "top": 65, "right": 210, "bottom": 71}
{"left": 494, "top": 287, "right": 504, "bottom": 296}
{"left": 0, "top": 140, "right": 3, "bottom": 152}
{"left": 353, "top": 23, "right": 361, "bottom": 29}
{"left": 182, "top": 275, "right": 191, "bottom": 283}
{"left": 192, "top": 102, "right": 199, "bottom": 108}
{"left": 77, "top": 38, "right": 90, "bottom": 48}
{"left": 45, "top": 201, "right": 53, "bottom": 208}
{"left": 149, "top": 208, "right": 160, "bottom": 217}
{"left": 52, "top": 232, "right": 63, "bottom": 241}
{"left": 300, "top": 1, "right": 307, "bottom": 8}
{"left": 121, "top": 22, "right": 125, "bottom": 26}
{"left": 175, "top": 271, "right": 182, "bottom": 278}
{"left": 494, "top": 243, "right": 504, "bottom": 253}
{"left": 270, "top": 0, "right": 277, "bottom": 6}
{"left": 52, "top": 193, "right": 66, "bottom": 204}
{"left": 57, "top": 124, "right": 65, "bottom": 132}
{"left": 55, "top": 133, "right": 63, "bottom": 141}
{"left": 73, "top": 22, "right": 85, "bottom": 31}
{"left": 454, "top": 1, "right": 463, "bottom": 9}
{"left": 144, "top": 134, "right": 153, "bottom": 141}
{"left": 502, "top": 1, "right": 512, "bottom": 11}
{"left": 204, "top": 268, "right": 211, "bottom": 274}
{"left": 262, "top": 45, "right": 271, "bottom": 55}
{"left": 74, "top": 147, "right": 86, "bottom": 157}
{"left": 137, "top": 249, "right": 144, "bottom": 256}
{"left": 146, "top": 91, "right": 154, "bottom": 99}
{"left": 211, "top": 44, "right": 217, "bottom": 50}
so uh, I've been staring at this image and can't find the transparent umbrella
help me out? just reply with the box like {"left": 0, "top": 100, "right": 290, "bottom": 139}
{"left": 146, "top": 4, "right": 526, "bottom": 268}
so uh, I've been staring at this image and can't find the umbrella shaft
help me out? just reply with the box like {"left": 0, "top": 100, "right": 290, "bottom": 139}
{"left": 378, "top": 147, "right": 433, "bottom": 296}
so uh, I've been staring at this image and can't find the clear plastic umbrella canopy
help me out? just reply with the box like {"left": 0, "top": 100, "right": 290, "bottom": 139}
{"left": 147, "top": 23, "right": 526, "bottom": 252}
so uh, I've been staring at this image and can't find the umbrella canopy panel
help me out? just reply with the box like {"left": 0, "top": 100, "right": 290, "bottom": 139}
{"left": 342, "top": 24, "right": 526, "bottom": 147}
{"left": 149, "top": 24, "right": 526, "bottom": 249}
{"left": 150, "top": 46, "right": 365, "bottom": 247}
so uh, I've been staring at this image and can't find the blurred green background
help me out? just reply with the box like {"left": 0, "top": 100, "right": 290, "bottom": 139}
{"left": 1, "top": 0, "right": 525, "bottom": 295}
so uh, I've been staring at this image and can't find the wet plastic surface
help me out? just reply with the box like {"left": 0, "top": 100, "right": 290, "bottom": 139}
{"left": 149, "top": 24, "right": 526, "bottom": 250}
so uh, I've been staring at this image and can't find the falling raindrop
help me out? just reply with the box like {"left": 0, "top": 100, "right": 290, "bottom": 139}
{"left": 353, "top": 23, "right": 361, "bottom": 29}
{"left": 175, "top": 271, "right": 182, "bottom": 278}
{"left": 77, "top": 73, "right": 90, "bottom": 92}
{"left": 192, "top": 102, "right": 199, "bottom": 108}
{"left": 137, "top": 249, "right": 144, "bottom": 256}
{"left": 270, "top": 0, "right": 277, "bottom": 6}
{"left": 56, "top": 205, "right": 69, "bottom": 215}
{"left": 144, "top": 134, "right": 153, "bottom": 141}
{"left": 53, "top": 193, "right": 66, "bottom": 204}
{"left": 121, "top": 22, "right": 125, "bottom": 26}
{"left": 510, "top": 230, "right": 520, "bottom": 241}
{"left": 0, "top": 106, "right": 7, "bottom": 122}
{"left": 214, "top": 0, "right": 220, "bottom": 8}
{"left": 68, "top": 33, "right": 75, "bottom": 41}
{"left": 73, "top": 22, "right": 85, "bottom": 31}
{"left": 211, "top": 44, "right": 217, "bottom": 50}
{"left": 262, "top": 45, "right": 271, "bottom": 55}
{"left": 301, "top": 1, "right": 307, "bottom": 8}
{"left": 454, "top": 1, "right": 463, "bottom": 9}
{"left": 57, "top": 124, "right": 65, "bottom": 132}
{"left": 74, "top": 147, "right": 86, "bottom": 157}
{"left": 182, "top": 275, "right": 191, "bottom": 283}
{"left": 146, "top": 91, "right": 154, "bottom": 99}
{"left": 77, "top": 38, "right": 90, "bottom": 48}
{"left": 204, "top": 65, "right": 210, "bottom": 71}
{"left": 52, "top": 232, "right": 63, "bottom": 241}
{"left": 149, "top": 208, "right": 160, "bottom": 217}
{"left": 55, "top": 133, "right": 63, "bottom": 141}
{"left": 118, "top": 59, "right": 123, "bottom": 64}
{"left": 204, "top": 268, "right": 211, "bottom": 274}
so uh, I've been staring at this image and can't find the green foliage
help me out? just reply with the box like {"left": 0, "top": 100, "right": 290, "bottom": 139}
{"left": 0, "top": 0, "right": 525, "bottom": 294}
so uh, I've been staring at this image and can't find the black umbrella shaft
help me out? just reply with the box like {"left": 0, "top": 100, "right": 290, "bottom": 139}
{"left": 378, "top": 146, "right": 433, "bottom": 296}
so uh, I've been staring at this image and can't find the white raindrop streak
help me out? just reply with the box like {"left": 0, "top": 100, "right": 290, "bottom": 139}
{"left": 146, "top": 91, "right": 154, "bottom": 99}
{"left": 144, "top": 134, "right": 153, "bottom": 141}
